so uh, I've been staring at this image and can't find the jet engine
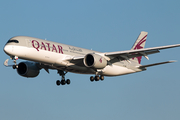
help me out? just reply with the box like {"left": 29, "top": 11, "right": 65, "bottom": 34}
{"left": 83, "top": 53, "right": 107, "bottom": 69}
{"left": 17, "top": 61, "right": 41, "bottom": 78}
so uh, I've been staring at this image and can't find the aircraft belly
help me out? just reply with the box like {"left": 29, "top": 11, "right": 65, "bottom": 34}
{"left": 102, "top": 65, "right": 136, "bottom": 76}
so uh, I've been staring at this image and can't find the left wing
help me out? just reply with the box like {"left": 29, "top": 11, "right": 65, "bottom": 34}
{"left": 138, "top": 60, "right": 176, "bottom": 68}
{"left": 104, "top": 44, "right": 180, "bottom": 61}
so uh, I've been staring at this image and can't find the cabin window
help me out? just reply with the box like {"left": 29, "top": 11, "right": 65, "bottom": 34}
{"left": 7, "top": 40, "right": 19, "bottom": 43}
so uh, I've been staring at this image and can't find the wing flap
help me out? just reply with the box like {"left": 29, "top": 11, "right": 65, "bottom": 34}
{"left": 104, "top": 44, "right": 180, "bottom": 63}
{"left": 118, "top": 50, "right": 160, "bottom": 60}
{"left": 105, "top": 44, "right": 180, "bottom": 57}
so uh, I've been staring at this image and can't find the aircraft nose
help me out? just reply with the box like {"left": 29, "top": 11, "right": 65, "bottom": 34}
{"left": 4, "top": 45, "right": 13, "bottom": 55}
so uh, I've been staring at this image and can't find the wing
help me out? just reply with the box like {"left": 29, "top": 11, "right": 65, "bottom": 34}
{"left": 138, "top": 60, "right": 176, "bottom": 68}
{"left": 104, "top": 44, "right": 180, "bottom": 61}
{"left": 51, "top": 44, "right": 180, "bottom": 68}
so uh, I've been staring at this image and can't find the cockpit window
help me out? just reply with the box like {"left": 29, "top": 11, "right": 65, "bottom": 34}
{"left": 7, "top": 40, "right": 19, "bottom": 43}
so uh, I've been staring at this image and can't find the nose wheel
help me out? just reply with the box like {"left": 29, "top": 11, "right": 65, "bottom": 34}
{"left": 56, "top": 70, "right": 71, "bottom": 86}
{"left": 12, "top": 57, "right": 19, "bottom": 69}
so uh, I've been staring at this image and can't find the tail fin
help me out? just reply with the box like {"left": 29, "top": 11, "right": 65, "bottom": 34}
{"left": 130, "top": 31, "right": 148, "bottom": 64}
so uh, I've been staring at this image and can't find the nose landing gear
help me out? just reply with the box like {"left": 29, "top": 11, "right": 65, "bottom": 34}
{"left": 56, "top": 70, "right": 71, "bottom": 86}
{"left": 12, "top": 56, "right": 19, "bottom": 69}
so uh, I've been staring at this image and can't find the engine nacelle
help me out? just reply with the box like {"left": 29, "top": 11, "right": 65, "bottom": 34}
{"left": 17, "top": 61, "right": 40, "bottom": 78}
{"left": 83, "top": 53, "right": 107, "bottom": 69}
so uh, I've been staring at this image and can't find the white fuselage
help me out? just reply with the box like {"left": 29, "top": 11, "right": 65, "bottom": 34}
{"left": 4, "top": 36, "right": 142, "bottom": 76}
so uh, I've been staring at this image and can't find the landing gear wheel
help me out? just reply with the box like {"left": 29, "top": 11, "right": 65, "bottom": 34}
{"left": 100, "top": 76, "right": 104, "bottom": 81}
{"left": 90, "top": 76, "right": 94, "bottom": 82}
{"left": 12, "top": 65, "right": 16, "bottom": 69}
{"left": 66, "top": 79, "right": 70, "bottom": 85}
{"left": 95, "top": 76, "right": 100, "bottom": 81}
{"left": 90, "top": 75, "right": 105, "bottom": 82}
{"left": 57, "top": 70, "right": 71, "bottom": 86}
{"left": 56, "top": 80, "right": 61, "bottom": 86}
{"left": 61, "top": 80, "right": 66, "bottom": 85}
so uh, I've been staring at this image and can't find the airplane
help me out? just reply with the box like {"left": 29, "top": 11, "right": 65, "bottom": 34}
{"left": 3, "top": 31, "right": 180, "bottom": 86}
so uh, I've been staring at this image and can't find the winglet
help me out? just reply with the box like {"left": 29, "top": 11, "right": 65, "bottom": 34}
{"left": 4, "top": 59, "right": 9, "bottom": 66}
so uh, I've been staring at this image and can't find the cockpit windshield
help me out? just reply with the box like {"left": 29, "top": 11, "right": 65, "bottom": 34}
{"left": 7, "top": 40, "right": 19, "bottom": 44}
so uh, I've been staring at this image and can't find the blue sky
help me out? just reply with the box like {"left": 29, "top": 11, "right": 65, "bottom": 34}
{"left": 1, "top": 0, "right": 180, "bottom": 120}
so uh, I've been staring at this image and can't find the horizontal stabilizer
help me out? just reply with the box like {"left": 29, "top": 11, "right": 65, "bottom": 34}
{"left": 138, "top": 60, "right": 176, "bottom": 68}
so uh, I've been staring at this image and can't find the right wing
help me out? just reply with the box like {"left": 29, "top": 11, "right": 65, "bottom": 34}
{"left": 104, "top": 44, "right": 180, "bottom": 61}
{"left": 61, "top": 44, "right": 180, "bottom": 66}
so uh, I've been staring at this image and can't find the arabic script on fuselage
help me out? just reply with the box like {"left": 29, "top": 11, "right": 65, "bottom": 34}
{"left": 69, "top": 46, "right": 82, "bottom": 52}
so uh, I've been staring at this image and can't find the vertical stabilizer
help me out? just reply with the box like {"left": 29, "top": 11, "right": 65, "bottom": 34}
{"left": 130, "top": 31, "right": 148, "bottom": 64}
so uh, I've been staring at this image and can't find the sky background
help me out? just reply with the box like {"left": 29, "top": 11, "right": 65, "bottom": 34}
{"left": 0, "top": 0, "right": 180, "bottom": 120}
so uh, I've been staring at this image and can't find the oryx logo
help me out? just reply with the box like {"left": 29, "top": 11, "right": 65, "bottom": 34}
{"left": 99, "top": 57, "right": 102, "bottom": 63}
{"left": 132, "top": 35, "right": 147, "bottom": 64}
{"left": 134, "top": 35, "right": 147, "bottom": 50}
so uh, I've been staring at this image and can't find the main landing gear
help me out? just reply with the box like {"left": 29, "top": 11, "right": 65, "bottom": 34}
{"left": 56, "top": 70, "right": 71, "bottom": 86}
{"left": 90, "top": 75, "right": 104, "bottom": 82}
